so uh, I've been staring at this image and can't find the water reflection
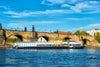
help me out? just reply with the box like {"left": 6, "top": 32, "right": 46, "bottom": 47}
{"left": 0, "top": 48, "right": 100, "bottom": 67}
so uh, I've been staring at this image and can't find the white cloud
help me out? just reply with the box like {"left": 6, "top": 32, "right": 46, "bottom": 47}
{"left": 89, "top": 1, "right": 99, "bottom": 4}
{"left": 4, "top": 11, "right": 35, "bottom": 18}
{"left": 71, "top": 2, "right": 99, "bottom": 13}
{"left": 42, "top": 0, "right": 66, "bottom": 5}
{"left": 18, "top": 20, "right": 58, "bottom": 24}
{"left": 0, "top": 6, "right": 11, "bottom": 10}
{"left": 61, "top": 1, "right": 100, "bottom": 13}
{"left": 2, "top": 0, "right": 100, "bottom": 18}
{"left": 40, "top": 21, "right": 58, "bottom": 23}
{"left": 42, "top": 0, "right": 100, "bottom": 13}
{"left": 4, "top": 10, "right": 74, "bottom": 18}
{"left": 66, "top": 18, "right": 91, "bottom": 20}
{"left": 69, "top": 23, "right": 100, "bottom": 31}
{"left": 61, "top": 4, "right": 71, "bottom": 7}
{"left": 3, "top": 20, "right": 58, "bottom": 30}
{"left": 41, "top": 0, "right": 81, "bottom": 5}
{"left": 4, "top": 23, "right": 24, "bottom": 30}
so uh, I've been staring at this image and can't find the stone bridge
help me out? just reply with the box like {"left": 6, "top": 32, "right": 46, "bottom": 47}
{"left": 0, "top": 29, "right": 98, "bottom": 46}
{"left": 37, "top": 32, "right": 98, "bottom": 45}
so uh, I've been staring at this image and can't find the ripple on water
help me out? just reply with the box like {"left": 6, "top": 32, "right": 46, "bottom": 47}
{"left": 0, "top": 48, "right": 100, "bottom": 67}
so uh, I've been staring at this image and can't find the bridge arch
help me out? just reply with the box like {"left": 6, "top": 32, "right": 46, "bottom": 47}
{"left": 63, "top": 37, "right": 71, "bottom": 42}
{"left": 82, "top": 39, "right": 90, "bottom": 46}
{"left": 6, "top": 34, "right": 23, "bottom": 42}
{"left": 38, "top": 36, "right": 49, "bottom": 42}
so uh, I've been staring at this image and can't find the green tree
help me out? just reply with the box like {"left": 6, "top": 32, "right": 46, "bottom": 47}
{"left": 74, "top": 30, "right": 80, "bottom": 35}
{"left": 63, "top": 39, "right": 69, "bottom": 42}
{"left": 96, "top": 32, "right": 100, "bottom": 43}
{"left": 87, "top": 33, "right": 90, "bottom": 35}
{"left": 80, "top": 31, "right": 87, "bottom": 35}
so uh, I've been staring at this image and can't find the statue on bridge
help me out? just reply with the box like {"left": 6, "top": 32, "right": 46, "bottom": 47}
{"left": 32, "top": 25, "right": 35, "bottom": 32}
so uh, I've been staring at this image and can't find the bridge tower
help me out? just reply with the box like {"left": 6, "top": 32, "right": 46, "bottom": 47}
{"left": 32, "top": 25, "right": 37, "bottom": 41}
{"left": 0, "top": 24, "right": 2, "bottom": 30}
{"left": 32, "top": 25, "right": 35, "bottom": 32}
{"left": 24, "top": 27, "right": 27, "bottom": 32}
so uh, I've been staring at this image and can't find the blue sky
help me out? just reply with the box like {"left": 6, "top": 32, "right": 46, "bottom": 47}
{"left": 0, "top": 0, "right": 100, "bottom": 33}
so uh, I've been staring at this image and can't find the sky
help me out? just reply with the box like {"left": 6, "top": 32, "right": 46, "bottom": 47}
{"left": 0, "top": 0, "right": 100, "bottom": 33}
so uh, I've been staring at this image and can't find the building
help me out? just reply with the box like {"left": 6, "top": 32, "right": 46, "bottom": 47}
{"left": 87, "top": 29, "right": 100, "bottom": 36}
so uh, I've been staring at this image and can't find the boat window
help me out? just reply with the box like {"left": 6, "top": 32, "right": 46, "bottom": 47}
{"left": 77, "top": 44, "right": 81, "bottom": 46}
{"left": 69, "top": 44, "right": 72, "bottom": 46}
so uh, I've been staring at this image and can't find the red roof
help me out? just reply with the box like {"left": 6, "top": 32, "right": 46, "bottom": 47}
{"left": 58, "top": 31, "right": 66, "bottom": 34}
{"left": 58, "top": 31, "right": 73, "bottom": 35}
{"left": 66, "top": 32, "right": 73, "bottom": 35}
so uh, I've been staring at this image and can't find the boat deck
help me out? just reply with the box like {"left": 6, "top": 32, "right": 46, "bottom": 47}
{"left": 13, "top": 46, "right": 85, "bottom": 49}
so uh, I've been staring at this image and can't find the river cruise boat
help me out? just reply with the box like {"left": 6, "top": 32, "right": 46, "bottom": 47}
{"left": 63, "top": 40, "right": 85, "bottom": 48}
{"left": 13, "top": 41, "right": 84, "bottom": 49}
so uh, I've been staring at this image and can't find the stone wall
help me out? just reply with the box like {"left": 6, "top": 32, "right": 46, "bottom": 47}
{"left": 37, "top": 32, "right": 99, "bottom": 45}
{"left": 0, "top": 36, "right": 5, "bottom": 45}
{"left": 0, "top": 30, "right": 3, "bottom": 36}
{"left": 0, "top": 30, "right": 5, "bottom": 45}
{"left": 5, "top": 30, "right": 37, "bottom": 41}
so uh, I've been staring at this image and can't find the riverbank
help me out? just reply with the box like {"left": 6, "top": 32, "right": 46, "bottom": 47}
{"left": 0, "top": 46, "right": 6, "bottom": 49}
{"left": 86, "top": 45, "right": 100, "bottom": 48}
{"left": 1, "top": 42, "right": 100, "bottom": 49}
{"left": 0, "top": 43, "right": 13, "bottom": 49}
{"left": 86, "top": 43, "right": 100, "bottom": 48}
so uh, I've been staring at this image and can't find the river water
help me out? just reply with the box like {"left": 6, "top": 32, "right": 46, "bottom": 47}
{"left": 0, "top": 48, "right": 100, "bottom": 67}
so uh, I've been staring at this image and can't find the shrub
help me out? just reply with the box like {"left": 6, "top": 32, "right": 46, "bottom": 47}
{"left": 96, "top": 32, "right": 100, "bottom": 43}
{"left": 6, "top": 38, "right": 21, "bottom": 42}
{"left": 63, "top": 39, "right": 69, "bottom": 42}
{"left": 74, "top": 30, "right": 80, "bottom": 35}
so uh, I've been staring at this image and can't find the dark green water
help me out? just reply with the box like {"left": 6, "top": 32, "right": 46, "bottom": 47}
{"left": 0, "top": 48, "right": 100, "bottom": 67}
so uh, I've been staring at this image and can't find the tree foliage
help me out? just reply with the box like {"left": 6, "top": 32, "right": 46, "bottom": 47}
{"left": 96, "top": 32, "right": 100, "bottom": 43}
{"left": 63, "top": 39, "right": 69, "bottom": 42}
{"left": 74, "top": 30, "right": 89, "bottom": 35}
{"left": 74, "top": 30, "right": 80, "bottom": 35}
{"left": 80, "top": 31, "right": 87, "bottom": 35}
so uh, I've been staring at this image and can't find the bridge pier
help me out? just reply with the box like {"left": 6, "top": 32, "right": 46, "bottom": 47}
{"left": 0, "top": 30, "right": 6, "bottom": 45}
